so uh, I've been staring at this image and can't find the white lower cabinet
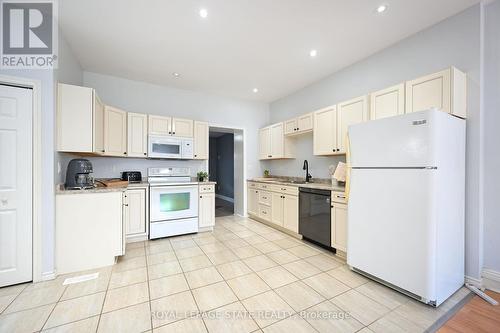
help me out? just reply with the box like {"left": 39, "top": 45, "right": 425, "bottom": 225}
{"left": 124, "top": 188, "right": 148, "bottom": 240}
{"left": 247, "top": 181, "right": 298, "bottom": 234}
{"left": 331, "top": 201, "right": 347, "bottom": 253}
{"left": 199, "top": 187, "right": 215, "bottom": 230}
{"left": 271, "top": 192, "right": 284, "bottom": 227}
{"left": 283, "top": 194, "right": 299, "bottom": 233}
{"left": 56, "top": 191, "right": 124, "bottom": 275}
{"left": 247, "top": 185, "right": 259, "bottom": 216}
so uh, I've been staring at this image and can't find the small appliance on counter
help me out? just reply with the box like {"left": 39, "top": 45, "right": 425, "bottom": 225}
{"left": 65, "top": 159, "right": 95, "bottom": 190}
{"left": 121, "top": 171, "right": 142, "bottom": 183}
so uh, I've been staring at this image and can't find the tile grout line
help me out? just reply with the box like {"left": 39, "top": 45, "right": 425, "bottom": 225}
{"left": 95, "top": 263, "right": 117, "bottom": 332}
{"left": 3, "top": 215, "right": 447, "bottom": 332}
{"left": 144, "top": 239, "right": 155, "bottom": 332}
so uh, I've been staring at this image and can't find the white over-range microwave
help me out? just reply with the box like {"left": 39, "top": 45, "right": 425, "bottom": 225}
{"left": 148, "top": 136, "right": 194, "bottom": 159}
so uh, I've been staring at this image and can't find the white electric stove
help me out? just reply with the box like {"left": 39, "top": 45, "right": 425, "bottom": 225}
{"left": 148, "top": 167, "right": 199, "bottom": 239}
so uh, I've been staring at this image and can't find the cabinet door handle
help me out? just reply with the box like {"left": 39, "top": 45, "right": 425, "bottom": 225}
{"left": 124, "top": 152, "right": 127, "bottom": 155}
{"left": 194, "top": 154, "right": 197, "bottom": 157}
{"left": 200, "top": 195, "right": 202, "bottom": 198}
{"left": 102, "top": 150, "right": 105, "bottom": 153}
{"left": 143, "top": 152, "right": 147, "bottom": 156}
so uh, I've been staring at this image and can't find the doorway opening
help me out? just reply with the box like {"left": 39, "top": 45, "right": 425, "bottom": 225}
{"left": 209, "top": 129, "right": 235, "bottom": 217}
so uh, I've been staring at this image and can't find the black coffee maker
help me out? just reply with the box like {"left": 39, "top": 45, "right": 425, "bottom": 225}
{"left": 65, "top": 159, "right": 95, "bottom": 189}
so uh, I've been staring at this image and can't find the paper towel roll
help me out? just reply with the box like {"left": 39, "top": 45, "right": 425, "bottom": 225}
{"left": 332, "top": 162, "right": 346, "bottom": 182}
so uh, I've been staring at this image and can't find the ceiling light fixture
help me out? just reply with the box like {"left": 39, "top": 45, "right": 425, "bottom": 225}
{"left": 199, "top": 8, "right": 208, "bottom": 18}
{"left": 376, "top": 4, "right": 388, "bottom": 13}
{"left": 172, "top": 72, "right": 180, "bottom": 78}
{"left": 253, "top": 88, "right": 259, "bottom": 93}
{"left": 309, "top": 49, "right": 318, "bottom": 57}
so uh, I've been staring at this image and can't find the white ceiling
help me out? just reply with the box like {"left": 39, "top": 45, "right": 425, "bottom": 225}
{"left": 59, "top": 0, "right": 479, "bottom": 102}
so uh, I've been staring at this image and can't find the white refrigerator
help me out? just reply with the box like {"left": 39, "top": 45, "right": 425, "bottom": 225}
{"left": 346, "top": 109, "right": 466, "bottom": 307}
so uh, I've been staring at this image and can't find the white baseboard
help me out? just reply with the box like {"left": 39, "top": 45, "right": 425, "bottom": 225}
{"left": 465, "top": 275, "right": 483, "bottom": 288}
{"left": 215, "top": 194, "right": 234, "bottom": 203}
{"left": 126, "top": 234, "right": 148, "bottom": 243}
{"left": 482, "top": 269, "right": 500, "bottom": 293}
{"left": 41, "top": 270, "right": 57, "bottom": 281}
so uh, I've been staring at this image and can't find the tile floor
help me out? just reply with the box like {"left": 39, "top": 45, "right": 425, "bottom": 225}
{"left": 0, "top": 215, "right": 470, "bottom": 333}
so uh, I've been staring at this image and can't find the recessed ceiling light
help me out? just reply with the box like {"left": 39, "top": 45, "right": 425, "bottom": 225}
{"left": 376, "top": 4, "right": 388, "bottom": 13}
{"left": 309, "top": 49, "right": 318, "bottom": 57}
{"left": 199, "top": 8, "right": 208, "bottom": 18}
{"left": 172, "top": 72, "right": 180, "bottom": 78}
{"left": 253, "top": 88, "right": 259, "bottom": 93}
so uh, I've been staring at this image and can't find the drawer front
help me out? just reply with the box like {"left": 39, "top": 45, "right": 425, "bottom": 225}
{"left": 277, "top": 185, "right": 298, "bottom": 196}
{"left": 248, "top": 182, "right": 258, "bottom": 189}
{"left": 268, "top": 184, "right": 298, "bottom": 195}
{"left": 257, "top": 183, "right": 271, "bottom": 191}
{"left": 258, "top": 204, "right": 271, "bottom": 221}
{"left": 199, "top": 184, "right": 215, "bottom": 193}
{"left": 258, "top": 191, "right": 272, "bottom": 205}
{"left": 331, "top": 191, "right": 347, "bottom": 204}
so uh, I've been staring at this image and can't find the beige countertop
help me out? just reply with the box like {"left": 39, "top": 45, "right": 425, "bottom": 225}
{"left": 56, "top": 180, "right": 215, "bottom": 195}
{"left": 248, "top": 177, "right": 345, "bottom": 192}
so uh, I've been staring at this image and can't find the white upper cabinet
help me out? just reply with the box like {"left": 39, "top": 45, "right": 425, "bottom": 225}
{"left": 127, "top": 112, "right": 148, "bottom": 157}
{"left": 370, "top": 83, "right": 405, "bottom": 120}
{"left": 405, "top": 67, "right": 466, "bottom": 118}
{"left": 148, "top": 115, "right": 171, "bottom": 136}
{"left": 259, "top": 122, "right": 294, "bottom": 160}
{"left": 270, "top": 123, "right": 284, "bottom": 158}
{"left": 297, "top": 113, "right": 313, "bottom": 132}
{"left": 284, "top": 112, "right": 313, "bottom": 136}
{"left": 259, "top": 127, "right": 271, "bottom": 159}
{"left": 57, "top": 83, "right": 104, "bottom": 154}
{"left": 104, "top": 105, "right": 127, "bottom": 157}
{"left": 337, "top": 95, "right": 368, "bottom": 153}
{"left": 148, "top": 115, "right": 194, "bottom": 138}
{"left": 193, "top": 121, "right": 209, "bottom": 160}
{"left": 172, "top": 118, "right": 194, "bottom": 138}
{"left": 313, "top": 106, "right": 338, "bottom": 155}
{"left": 94, "top": 95, "right": 105, "bottom": 154}
{"left": 284, "top": 119, "right": 297, "bottom": 135}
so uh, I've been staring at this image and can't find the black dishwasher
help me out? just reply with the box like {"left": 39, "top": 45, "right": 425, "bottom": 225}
{"left": 299, "top": 187, "right": 331, "bottom": 248}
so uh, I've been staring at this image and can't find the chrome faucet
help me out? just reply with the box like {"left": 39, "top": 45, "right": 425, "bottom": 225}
{"left": 303, "top": 160, "right": 312, "bottom": 183}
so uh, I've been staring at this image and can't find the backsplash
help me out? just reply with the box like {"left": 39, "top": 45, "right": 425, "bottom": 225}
{"left": 260, "top": 134, "right": 346, "bottom": 179}
{"left": 57, "top": 153, "right": 208, "bottom": 182}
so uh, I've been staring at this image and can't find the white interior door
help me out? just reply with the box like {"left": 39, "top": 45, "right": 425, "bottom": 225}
{"left": 0, "top": 84, "right": 33, "bottom": 287}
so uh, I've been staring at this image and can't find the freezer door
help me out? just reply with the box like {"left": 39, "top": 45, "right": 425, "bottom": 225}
{"left": 347, "top": 168, "right": 437, "bottom": 301}
{"left": 349, "top": 110, "right": 439, "bottom": 168}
